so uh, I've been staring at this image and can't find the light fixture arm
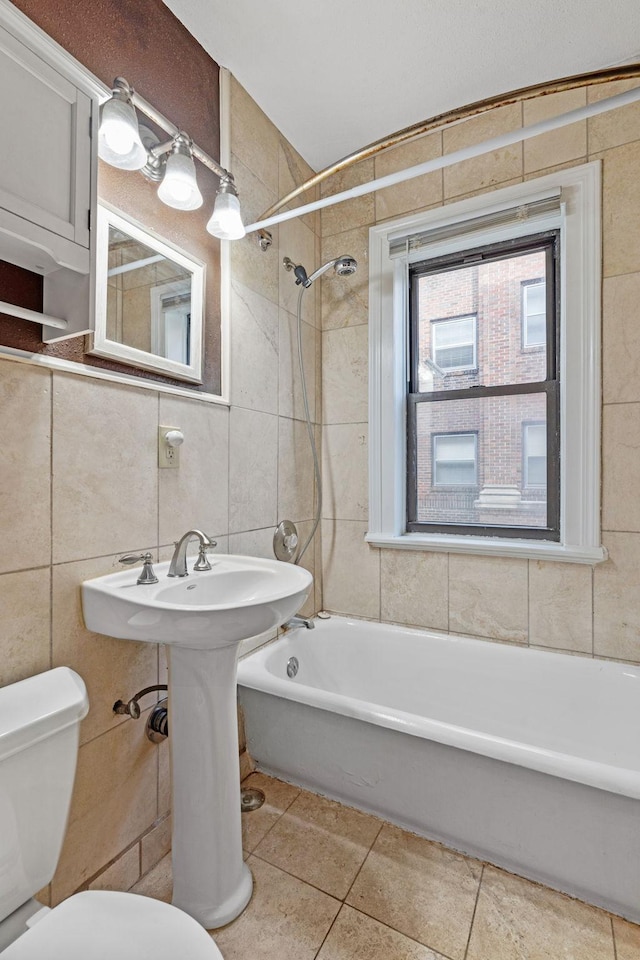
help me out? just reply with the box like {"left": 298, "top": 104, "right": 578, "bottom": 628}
{"left": 105, "top": 77, "right": 236, "bottom": 185}
{"left": 149, "top": 138, "right": 176, "bottom": 159}
{"left": 124, "top": 81, "right": 233, "bottom": 183}
{"left": 101, "top": 77, "right": 244, "bottom": 237}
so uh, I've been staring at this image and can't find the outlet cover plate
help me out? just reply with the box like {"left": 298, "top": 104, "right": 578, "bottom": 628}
{"left": 159, "top": 425, "right": 180, "bottom": 469}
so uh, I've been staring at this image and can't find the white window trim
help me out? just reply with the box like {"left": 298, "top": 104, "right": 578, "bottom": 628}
{"left": 367, "top": 162, "right": 606, "bottom": 564}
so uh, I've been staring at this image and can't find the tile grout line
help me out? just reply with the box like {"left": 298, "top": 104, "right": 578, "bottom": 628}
{"left": 243, "top": 782, "right": 302, "bottom": 856}
{"left": 326, "top": 898, "right": 459, "bottom": 960}
{"left": 341, "top": 820, "right": 384, "bottom": 904}
{"left": 312, "top": 903, "right": 344, "bottom": 960}
{"left": 248, "top": 850, "right": 344, "bottom": 905}
{"left": 462, "top": 862, "right": 485, "bottom": 960}
{"left": 611, "top": 916, "right": 618, "bottom": 960}
{"left": 249, "top": 812, "right": 384, "bottom": 906}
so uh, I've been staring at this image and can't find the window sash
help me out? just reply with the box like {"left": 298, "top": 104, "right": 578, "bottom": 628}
{"left": 407, "top": 232, "right": 560, "bottom": 540}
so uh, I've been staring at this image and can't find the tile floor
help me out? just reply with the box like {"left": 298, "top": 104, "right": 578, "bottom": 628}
{"left": 132, "top": 772, "right": 640, "bottom": 960}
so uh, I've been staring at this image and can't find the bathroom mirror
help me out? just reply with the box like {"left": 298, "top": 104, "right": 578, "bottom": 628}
{"left": 90, "top": 205, "right": 205, "bottom": 382}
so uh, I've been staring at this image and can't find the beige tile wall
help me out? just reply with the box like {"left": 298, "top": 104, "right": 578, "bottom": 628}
{"left": 321, "top": 83, "right": 640, "bottom": 665}
{"left": 4, "top": 66, "right": 639, "bottom": 910}
{"left": 0, "top": 76, "right": 321, "bottom": 901}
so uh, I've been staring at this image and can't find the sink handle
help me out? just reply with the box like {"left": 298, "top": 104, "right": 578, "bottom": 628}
{"left": 193, "top": 539, "right": 218, "bottom": 572}
{"left": 119, "top": 552, "right": 159, "bottom": 585}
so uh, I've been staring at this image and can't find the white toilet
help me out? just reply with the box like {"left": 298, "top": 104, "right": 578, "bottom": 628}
{"left": 0, "top": 667, "right": 223, "bottom": 959}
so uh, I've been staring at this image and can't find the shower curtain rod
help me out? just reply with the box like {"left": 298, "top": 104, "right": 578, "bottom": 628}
{"left": 247, "top": 62, "right": 640, "bottom": 241}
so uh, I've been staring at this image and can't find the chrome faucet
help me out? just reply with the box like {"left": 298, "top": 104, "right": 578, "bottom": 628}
{"left": 168, "top": 530, "right": 216, "bottom": 578}
{"left": 284, "top": 615, "right": 315, "bottom": 630}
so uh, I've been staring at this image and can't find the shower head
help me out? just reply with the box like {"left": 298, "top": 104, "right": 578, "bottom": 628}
{"left": 333, "top": 255, "right": 357, "bottom": 277}
{"left": 306, "top": 255, "right": 358, "bottom": 285}
{"left": 284, "top": 254, "right": 358, "bottom": 287}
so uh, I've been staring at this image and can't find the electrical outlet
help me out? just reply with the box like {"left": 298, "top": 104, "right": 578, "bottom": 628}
{"left": 159, "top": 425, "right": 182, "bottom": 469}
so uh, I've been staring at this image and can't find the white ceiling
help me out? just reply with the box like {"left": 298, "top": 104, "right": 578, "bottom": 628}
{"left": 163, "top": 0, "right": 640, "bottom": 172}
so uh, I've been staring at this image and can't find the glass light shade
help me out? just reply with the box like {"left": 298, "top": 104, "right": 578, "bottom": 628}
{"left": 98, "top": 97, "right": 147, "bottom": 170}
{"left": 157, "top": 151, "right": 203, "bottom": 211}
{"left": 206, "top": 191, "right": 246, "bottom": 240}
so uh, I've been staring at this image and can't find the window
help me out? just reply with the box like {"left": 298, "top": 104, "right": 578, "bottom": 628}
{"left": 432, "top": 316, "right": 476, "bottom": 371}
{"left": 523, "top": 422, "right": 547, "bottom": 488}
{"left": 522, "top": 279, "right": 546, "bottom": 347}
{"left": 433, "top": 433, "right": 477, "bottom": 486}
{"left": 368, "top": 162, "right": 605, "bottom": 563}
{"left": 407, "top": 232, "right": 559, "bottom": 539}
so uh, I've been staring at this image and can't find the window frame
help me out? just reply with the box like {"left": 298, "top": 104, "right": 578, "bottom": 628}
{"left": 407, "top": 231, "right": 560, "bottom": 541}
{"left": 367, "top": 162, "right": 605, "bottom": 564}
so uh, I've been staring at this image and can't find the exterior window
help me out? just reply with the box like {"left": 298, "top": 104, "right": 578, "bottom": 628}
{"left": 523, "top": 422, "right": 547, "bottom": 488}
{"left": 368, "top": 163, "right": 604, "bottom": 563}
{"left": 433, "top": 433, "right": 477, "bottom": 486}
{"left": 432, "top": 316, "right": 476, "bottom": 371}
{"left": 522, "top": 279, "right": 546, "bottom": 347}
{"left": 407, "top": 232, "right": 559, "bottom": 539}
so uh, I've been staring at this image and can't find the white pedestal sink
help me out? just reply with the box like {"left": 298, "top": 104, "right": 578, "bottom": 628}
{"left": 82, "top": 554, "right": 312, "bottom": 928}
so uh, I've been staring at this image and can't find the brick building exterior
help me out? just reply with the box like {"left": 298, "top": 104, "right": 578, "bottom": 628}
{"left": 413, "top": 247, "right": 550, "bottom": 530}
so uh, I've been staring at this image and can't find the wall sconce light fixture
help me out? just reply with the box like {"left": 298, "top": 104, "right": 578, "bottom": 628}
{"left": 206, "top": 177, "right": 245, "bottom": 240}
{"left": 157, "top": 134, "right": 203, "bottom": 211}
{"left": 98, "top": 77, "right": 245, "bottom": 238}
{"left": 98, "top": 80, "right": 148, "bottom": 170}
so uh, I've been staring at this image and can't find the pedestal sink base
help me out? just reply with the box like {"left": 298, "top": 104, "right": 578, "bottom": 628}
{"left": 81, "top": 554, "right": 313, "bottom": 930}
{"left": 169, "top": 645, "right": 253, "bottom": 928}
{"left": 174, "top": 863, "right": 253, "bottom": 930}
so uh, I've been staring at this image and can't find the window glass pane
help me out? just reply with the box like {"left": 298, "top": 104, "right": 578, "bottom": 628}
{"left": 523, "top": 281, "right": 546, "bottom": 347}
{"left": 434, "top": 344, "right": 475, "bottom": 370}
{"left": 434, "top": 434, "right": 476, "bottom": 485}
{"left": 525, "top": 282, "right": 545, "bottom": 314}
{"left": 434, "top": 317, "right": 475, "bottom": 347}
{"left": 414, "top": 393, "right": 548, "bottom": 527}
{"left": 527, "top": 457, "right": 546, "bottom": 486}
{"left": 416, "top": 249, "right": 548, "bottom": 392}
{"left": 525, "top": 423, "right": 547, "bottom": 487}
{"left": 525, "top": 312, "right": 546, "bottom": 347}
{"left": 431, "top": 317, "right": 476, "bottom": 374}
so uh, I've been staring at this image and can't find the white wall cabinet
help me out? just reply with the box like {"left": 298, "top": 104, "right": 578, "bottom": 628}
{"left": 0, "top": 0, "right": 102, "bottom": 341}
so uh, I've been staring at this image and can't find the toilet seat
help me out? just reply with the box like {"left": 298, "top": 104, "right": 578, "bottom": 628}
{"left": 0, "top": 890, "right": 223, "bottom": 959}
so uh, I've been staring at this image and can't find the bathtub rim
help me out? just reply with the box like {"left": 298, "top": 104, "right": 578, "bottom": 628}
{"left": 236, "top": 615, "right": 640, "bottom": 801}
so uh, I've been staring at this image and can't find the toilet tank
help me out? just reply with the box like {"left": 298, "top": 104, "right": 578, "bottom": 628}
{"left": 0, "top": 668, "right": 89, "bottom": 923}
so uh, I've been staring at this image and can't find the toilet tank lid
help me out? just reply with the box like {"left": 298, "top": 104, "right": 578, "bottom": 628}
{"left": 0, "top": 668, "right": 89, "bottom": 762}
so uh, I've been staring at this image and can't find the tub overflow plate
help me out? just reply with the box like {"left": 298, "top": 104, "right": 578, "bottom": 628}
{"left": 287, "top": 656, "right": 299, "bottom": 678}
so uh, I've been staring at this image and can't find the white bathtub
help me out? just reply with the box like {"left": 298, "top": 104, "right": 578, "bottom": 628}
{"left": 237, "top": 615, "right": 640, "bottom": 921}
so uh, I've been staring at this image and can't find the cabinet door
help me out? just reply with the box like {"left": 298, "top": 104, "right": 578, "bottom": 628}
{"left": 0, "top": 24, "right": 91, "bottom": 248}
